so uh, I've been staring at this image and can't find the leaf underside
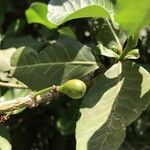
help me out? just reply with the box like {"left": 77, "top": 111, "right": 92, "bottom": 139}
{"left": 47, "top": 0, "right": 115, "bottom": 25}
{"left": 76, "top": 61, "right": 150, "bottom": 150}
{"left": 47, "top": 0, "right": 150, "bottom": 36}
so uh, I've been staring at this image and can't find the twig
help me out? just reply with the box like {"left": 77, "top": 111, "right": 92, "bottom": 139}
{"left": 0, "top": 81, "right": 28, "bottom": 89}
{"left": 0, "top": 89, "right": 58, "bottom": 114}
{"left": 0, "top": 73, "right": 95, "bottom": 114}
{"left": 0, "top": 95, "right": 32, "bottom": 113}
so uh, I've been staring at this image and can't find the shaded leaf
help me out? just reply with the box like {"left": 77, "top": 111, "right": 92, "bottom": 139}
{"left": 47, "top": 0, "right": 150, "bottom": 37}
{"left": 76, "top": 61, "right": 150, "bottom": 150}
{"left": 47, "top": 0, "right": 114, "bottom": 25}
{"left": 58, "top": 27, "right": 76, "bottom": 39}
{"left": 1, "top": 36, "right": 43, "bottom": 50}
{"left": 25, "top": 2, "right": 57, "bottom": 29}
{"left": 96, "top": 18, "right": 126, "bottom": 51}
{"left": 11, "top": 36, "right": 99, "bottom": 90}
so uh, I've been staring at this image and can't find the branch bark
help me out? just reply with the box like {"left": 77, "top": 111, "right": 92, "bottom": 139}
{"left": 0, "top": 74, "right": 95, "bottom": 114}
{"left": 0, "top": 91, "right": 58, "bottom": 114}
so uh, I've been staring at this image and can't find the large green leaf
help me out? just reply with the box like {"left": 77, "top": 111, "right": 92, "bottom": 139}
{"left": 76, "top": 61, "right": 150, "bottom": 150}
{"left": 115, "top": 0, "right": 150, "bottom": 36}
{"left": 47, "top": 0, "right": 115, "bottom": 25}
{"left": 25, "top": 2, "right": 57, "bottom": 29}
{"left": 47, "top": 0, "right": 150, "bottom": 36}
{"left": 0, "top": 124, "right": 12, "bottom": 150}
{"left": 11, "top": 36, "right": 99, "bottom": 90}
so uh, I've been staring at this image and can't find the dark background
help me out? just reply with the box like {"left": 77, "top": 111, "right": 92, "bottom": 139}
{"left": 0, "top": 0, "right": 150, "bottom": 149}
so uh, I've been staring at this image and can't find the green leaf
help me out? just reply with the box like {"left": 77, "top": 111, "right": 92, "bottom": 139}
{"left": 1, "top": 36, "right": 43, "bottom": 50}
{"left": 47, "top": 0, "right": 114, "bottom": 25}
{"left": 76, "top": 61, "right": 150, "bottom": 150}
{"left": 124, "top": 49, "right": 140, "bottom": 60}
{"left": 0, "top": 124, "right": 12, "bottom": 150}
{"left": 115, "top": 0, "right": 150, "bottom": 36}
{"left": 96, "top": 18, "right": 126, "bottom": 52}
{"left": 47, "top": 0, "right": 150, "bottom": 36}
{"left": 58, "top": 27, "right": 76, "bottom": 39}
{"left": 0, "top": 48, "right": 16, "bottom": 71}
{"left": 11, "top": 36, "right": 99, "bottom": 90}
{"left": 25, "top": 2, "right": 57, "bottom": 29}
{"left": 97, "top": 44, "right": 119, "bottom": 58}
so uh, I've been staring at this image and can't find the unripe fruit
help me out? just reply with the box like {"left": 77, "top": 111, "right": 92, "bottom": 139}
{"left": 57, "top": 79, "right": 86, "bottom": 99}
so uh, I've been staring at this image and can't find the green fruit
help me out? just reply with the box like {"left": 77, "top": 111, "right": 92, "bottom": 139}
{"left": 57, "top": 79, "right": 86, "bottom": 99}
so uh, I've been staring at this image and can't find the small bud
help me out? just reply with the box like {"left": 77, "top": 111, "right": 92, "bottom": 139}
{"left": 57, "top": 79, "right": 86, "bottom": 99}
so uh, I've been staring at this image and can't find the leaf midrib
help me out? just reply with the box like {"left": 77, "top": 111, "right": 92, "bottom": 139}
{"left": 13, "top": 61, "right": 97, "bottom": 68}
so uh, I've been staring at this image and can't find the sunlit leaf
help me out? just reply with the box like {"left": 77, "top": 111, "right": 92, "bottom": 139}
{"left": 124, "top": 49, "right": 140, "bottom": 60}
{"left": 115, "top": 0, "right": 150, "bottom": 36}
{"left": 0, "top": 124, "right": 12, "bottom": 150}
{"left": 25, "top": 2, "right": 57, "bottom": 29}
{"left": 76, "top": 61, "right": 150, "bottom": 150}
{"left": 47, "top": 0, "right": 114, "bottom": 25}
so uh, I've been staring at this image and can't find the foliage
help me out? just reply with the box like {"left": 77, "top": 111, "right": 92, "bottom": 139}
{"left": 0, "top": 0, "right": 150, "bottom": 150}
